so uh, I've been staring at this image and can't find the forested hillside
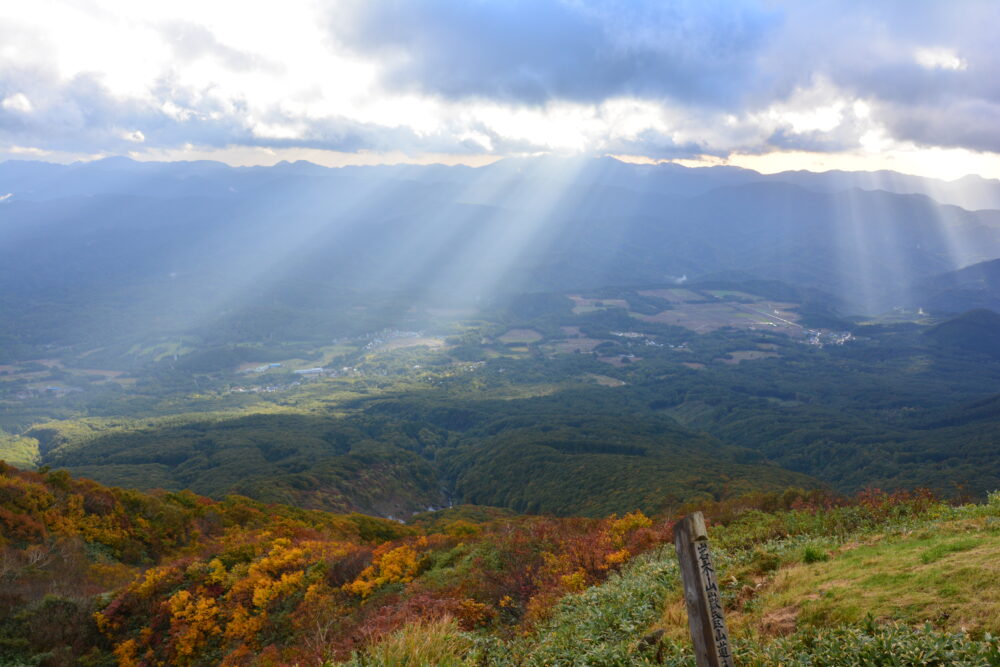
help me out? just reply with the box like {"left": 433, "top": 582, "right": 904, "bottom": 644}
{"left": 4, "top": 158, "right": 999, "bottom": 515}
{"left": 914, "top": 259, "right": 1000, "bottom": 314}
{"left": 4, "top": 279, "right": 1000, "bottom": 518}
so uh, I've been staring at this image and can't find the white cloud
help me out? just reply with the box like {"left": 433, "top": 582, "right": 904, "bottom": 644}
{"left": 1, "top": 1, "right": 999, "bottom": 180}
{"left": 914, "top": 47, "right": 967, "bottom": 71}
{"left": 249, "top": 120, "right": 306, "bottom": 140}
{"left": 160, "top": 101, "right": 195, "bottom": 121}
{"left": 779, "top": 103, "right": 844, "bottom": 134}
{"left": 1, "top": 93, "right": 32, "bottom": 112}
{"left": 859, "top": 128, "right": 890, "bottom": 153}
{"left": 6, "top": 145, "right": 51, "bottom": 156}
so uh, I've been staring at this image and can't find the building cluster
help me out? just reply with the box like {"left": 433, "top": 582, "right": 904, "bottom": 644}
{"left": 805, "top": 330, "right": 854, "bottom": 347}
{"left": 610, "top": 331, "right": 665, "bottom": 347}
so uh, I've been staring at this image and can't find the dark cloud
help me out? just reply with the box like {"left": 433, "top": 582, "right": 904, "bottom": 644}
{"left": 335, "top": 0, "right": 781, "bottom": 107}
{"left": 334, "top": 0, "right": 1000, "bottom": 154}
{"left": 878, "top": 100, "right": 1000, "bottom": 154}
{"left": 3, "top": 1, "right": 1000, "bottom": 159}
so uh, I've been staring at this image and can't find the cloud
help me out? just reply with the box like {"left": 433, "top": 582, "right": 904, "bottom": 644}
{"left": 1, "top": 93, "right": 32, "bottom": 113}
{"left": 335, "top": 0, "right": 781, "bottom": 108}
{"left": 333, "top": 0, "right": 1000, "bottom": 155}
{"left": 1, "top": 0, "right": 999, "bottom": 166}
{"left": 158, "top": 21, "right": 284, "bottom": 74}
{"left": 877, "top": 99, "right": 1000, "bottom": 154}
{"left": 914, "top": 48, "right": 967, "bottom": 72}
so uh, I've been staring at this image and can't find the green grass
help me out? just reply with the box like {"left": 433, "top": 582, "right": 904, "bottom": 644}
{"left": 921, "top": 537, "right": 980, "bottom": 564}
{"left": 736, "top": 517, "right": 1000, "bottom": 635}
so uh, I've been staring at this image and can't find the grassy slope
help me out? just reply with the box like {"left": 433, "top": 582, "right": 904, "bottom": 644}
{"left": 538, "top": 495, "right": 1000, "bottom": 665}
{"left": 347, "top": 493, "right": 1000, "bottom": 665}
{"left": 753, "top": 522, "right": 1000, "bottom": 634}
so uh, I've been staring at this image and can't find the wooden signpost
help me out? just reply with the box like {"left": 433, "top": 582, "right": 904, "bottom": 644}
{"left": 674, "top": 511, "right": 735, "bottom": 667}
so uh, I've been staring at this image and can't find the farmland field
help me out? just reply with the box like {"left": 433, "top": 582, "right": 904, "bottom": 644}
{"left": 498, "top": 328, "right": 544, "bottom": 343}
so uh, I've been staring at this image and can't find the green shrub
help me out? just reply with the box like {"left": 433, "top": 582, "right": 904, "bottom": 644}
{"left": 803, "top": 546, "right": 830, "bottom": 564}
{"left": 735, "top": 623, "right": 1000, "bottom": 666}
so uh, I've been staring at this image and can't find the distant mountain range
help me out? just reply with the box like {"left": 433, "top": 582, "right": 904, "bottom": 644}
{"left": 2, "top": 155, "right": 1000, "bottom": 356}
{"left": 4, "top": 155, "right": 1000, "bottom": 210}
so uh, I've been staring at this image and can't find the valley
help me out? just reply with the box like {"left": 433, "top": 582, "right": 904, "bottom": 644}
{"left": 4, "top": 277, "right": 999, "bottom": 520}
{"left": 2, "top": 158, "right": 1000, "bottom": 666}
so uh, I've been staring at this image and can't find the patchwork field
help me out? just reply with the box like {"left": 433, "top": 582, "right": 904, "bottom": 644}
{"left": 635, "top": 299, "right": 805, "bottom": 336}
{"left": 719, "top": 350, "right": 781, "bottom": 364}
{"left": 568, "top": 295, "right": 630, "bottom": 314}
{"left": 0, "top": 359, "right": 133, "bottom": 390}
{"left": 599, "top": 355, "right": 641, "bottom": 367}
{"left": 379, "top": 336, "right": 445, "bottom": 351}
{"left": 583, "top": 373, "right": 627, "bottom": 387}
{"left": 546, "top": 337, "right": 603, "bottom": 354}
{"left": 498, "top": 328, "right": 544, "bottom": 344}
{"left": 638, "top": 287, "right": 706, "bottom": 302}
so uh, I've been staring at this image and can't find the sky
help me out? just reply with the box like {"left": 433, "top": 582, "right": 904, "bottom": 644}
{"left": 1, "top": 0, "right": 999, "bottom": 180}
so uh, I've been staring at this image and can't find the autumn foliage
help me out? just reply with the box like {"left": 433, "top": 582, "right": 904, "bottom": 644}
{"left": 2, "top": 460, "right": 947, "bottom": 665}
{"left": 0, "top": 462, "right": 672, "bottom": 665}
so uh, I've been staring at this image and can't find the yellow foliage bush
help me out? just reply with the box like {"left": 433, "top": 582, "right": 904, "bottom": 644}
{"left": 168, "top": 590, "right": 222, "bottom": 660}
{"left": 2, "top": 475, "right": 53, "bottom": 506}
{"left": 607, "top": 510, "right": 652, "bottom": 547}
{"left": 604, "top": 547, "right": 630, "bottom": 566}
{"left": 133, "top": 566, "right": 174, "bottom": 598}
{"left": 113, "top": 638, "right": 139, "bottom": 667}
{"left": 559, "top": 569, "right": 588, "bottom": 592}
{"left": 225, "top": 605, "right": 267, "bottom": 645}
{"left": 346, "top": 543, "right": 422, "bottom": 598}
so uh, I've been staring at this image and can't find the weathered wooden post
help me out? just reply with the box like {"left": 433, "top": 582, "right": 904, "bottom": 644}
{"left": 674, "top": 511, "right": 734, "bottom": 667}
